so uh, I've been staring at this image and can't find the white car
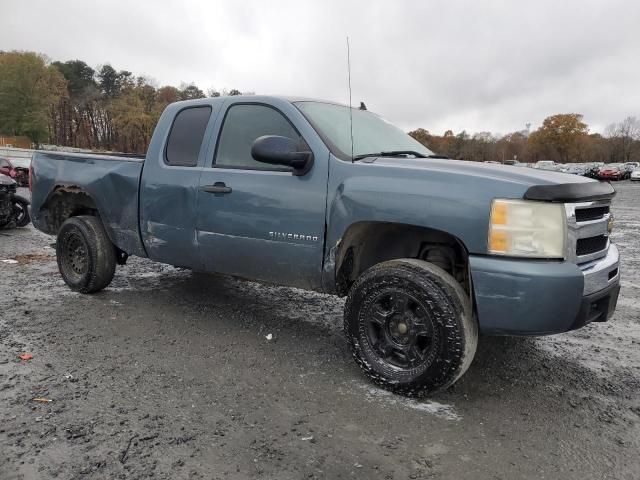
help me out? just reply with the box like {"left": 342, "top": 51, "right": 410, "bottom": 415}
{"left": 631, "top": 168, "right": 640, "bottom": 181}
{"left": 534, "top": 160, "right": 556, "bottom": 170}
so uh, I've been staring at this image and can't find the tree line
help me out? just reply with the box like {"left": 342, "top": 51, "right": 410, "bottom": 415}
{"left": 1, "top": 51, "right": 638, "bottom": 161}
{"left": 0, "top": 51, "right": 243, "bottom": 153}
{"left": 409, "top": 114, "right": 640, "bottom": 164}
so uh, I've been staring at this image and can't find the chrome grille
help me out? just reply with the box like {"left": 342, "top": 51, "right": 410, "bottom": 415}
{"left": 565, "top": 200, "right": 611, "bottom": 264}
{"left": 576, "top": 235, "right": 608, "bottom": 256}
{"left": 575, "top": 206, "right": 609, "bottom": 222}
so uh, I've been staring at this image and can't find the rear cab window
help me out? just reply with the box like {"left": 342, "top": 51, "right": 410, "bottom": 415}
{"left": 165, "top": 106, "right": 212, "bottom": 167}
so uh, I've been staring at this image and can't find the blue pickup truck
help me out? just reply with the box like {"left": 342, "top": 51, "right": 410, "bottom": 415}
{"left": 30, "top": 96, "right": 620, "bottom": 396}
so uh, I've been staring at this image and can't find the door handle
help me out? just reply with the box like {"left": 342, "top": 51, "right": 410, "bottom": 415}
{"left": 200, "top": 182, "right": 232, "bottom": 194}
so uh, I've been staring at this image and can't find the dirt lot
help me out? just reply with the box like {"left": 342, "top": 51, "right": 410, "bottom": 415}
{"left": 1, "top": 183, "right": 639, "bottom": 480}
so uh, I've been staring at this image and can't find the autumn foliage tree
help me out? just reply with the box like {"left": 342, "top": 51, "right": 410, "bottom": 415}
{"left": 410, "top": 113, "right": 639, "bottom": 163}
{"left": 0, "top": 51, "right": 66, "bottom": 145}
{"left": 527, "top": 114, "right": 588, "bottom": 162}
{"left": 0, "top": 51, "right": 247, "bottom": 153}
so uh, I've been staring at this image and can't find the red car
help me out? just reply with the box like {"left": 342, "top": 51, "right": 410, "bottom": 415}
{"left": 0, "top": 157, "right": 30, "bottom": 187}
{"left": 598, "top": 166, "right": 622, "bottom": 181}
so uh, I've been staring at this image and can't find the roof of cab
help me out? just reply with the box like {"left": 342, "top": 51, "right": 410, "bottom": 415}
{"left": 168, "top": 95, "right": 348, "bottom": 109}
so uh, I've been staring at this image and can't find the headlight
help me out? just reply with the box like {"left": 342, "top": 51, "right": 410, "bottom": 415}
{"left": 488, "top": 199, "right": 566, "bottom": 258}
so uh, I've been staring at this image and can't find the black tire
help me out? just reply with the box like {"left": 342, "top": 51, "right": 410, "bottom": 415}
{"left": 12, "top": 196, "right": 30, "bottom": 227}
{"left": 56, "top": 216, "right": 117, "bottom": 293}
{"left": 344, "top": 258, "right": 477, "bottom": 396}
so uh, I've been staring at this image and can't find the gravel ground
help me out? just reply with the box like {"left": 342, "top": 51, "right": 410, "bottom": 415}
{"left": 1, "top": 183, "right": 639, "bottom": 480}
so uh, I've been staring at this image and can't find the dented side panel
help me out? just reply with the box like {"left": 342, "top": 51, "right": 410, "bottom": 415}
{"left": 138, "top": 100, "right": 223, "bottom": 269}
{"left": 321, "top": 155, "right": 533, "bottom": 293}
{"left": 30, "top": 152, "right": 146, "bottom": 257}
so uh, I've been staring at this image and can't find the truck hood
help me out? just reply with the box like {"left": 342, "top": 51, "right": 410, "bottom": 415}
{"left": 368, "top": 157, "right": 587, "bottom": 186}
{"left": 366, "top": 157, "right": 614, "bottom": 202}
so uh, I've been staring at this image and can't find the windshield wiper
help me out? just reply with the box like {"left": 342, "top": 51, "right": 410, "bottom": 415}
{"left": 352, "top": 150, "right": 428, "bottom": 161}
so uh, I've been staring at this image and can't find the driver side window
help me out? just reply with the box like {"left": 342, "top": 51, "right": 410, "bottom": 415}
{"left": 214, "top": 104, "right": 302, "bottom": 170}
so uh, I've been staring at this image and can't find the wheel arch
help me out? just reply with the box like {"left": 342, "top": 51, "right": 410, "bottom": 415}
{"left": 39, "top": 184, "right": 146, "bottom": 258}
{"left": 40, "top": 185, "right": 100, "bottom": 234}
{"left": 329, "top": 221, "right": 472, "bottom": 297}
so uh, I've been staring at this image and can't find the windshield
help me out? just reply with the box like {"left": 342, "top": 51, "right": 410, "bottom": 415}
{"left": 10, "top": 158, "right": 31, "bottom": 168}
{"left": 295, "top": 101, "right": 433, "bottom": 159}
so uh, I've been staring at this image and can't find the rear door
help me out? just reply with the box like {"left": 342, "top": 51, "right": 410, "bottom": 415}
{"left": 140, "top": 104, "right": 217, "bottom": 268}
{"left": 196, "top": 99, "right": 330, "bottom": 290}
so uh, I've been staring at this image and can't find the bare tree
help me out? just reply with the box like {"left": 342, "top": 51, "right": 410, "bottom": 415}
{"left": 605, "top": 116, "right": 640, "bottom": 162}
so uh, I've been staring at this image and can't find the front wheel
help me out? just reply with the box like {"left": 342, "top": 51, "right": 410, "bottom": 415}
{"left": 344, "top": 259, "right": 478, "bottom": 396}
{"left": 56, "top": 216, "right": 117, "bottom": 293}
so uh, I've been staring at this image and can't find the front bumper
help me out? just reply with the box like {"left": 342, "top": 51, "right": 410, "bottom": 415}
{"left": 579, "top": 244, "right": 619, "bottom": 295}
{"left": 569, "top": 281, "right": 619, "bottom": 331}
{"left": 470, "top": 244, "right": 620, "bottom": 335}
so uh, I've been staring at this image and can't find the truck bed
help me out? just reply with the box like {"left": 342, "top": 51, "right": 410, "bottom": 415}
{"left": 30, "top": 151, "right": 147, "bottom": 257}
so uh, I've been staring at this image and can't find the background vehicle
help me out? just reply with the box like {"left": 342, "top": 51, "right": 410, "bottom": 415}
{"left": 30, "top": 96, "right": 620, "bottom": 396}
{"left": 534, "top": 160, "right": 556, "bottom": 170}
{"left": 0, "top": 174, "right": 30, "bottom": 229}
{"left": 0, "top": 157, "right": 30, "bottom": 187}
{"left": 624, "top": 162, "right": 639, "bottom": 171}
{"left": 599, "top": 165, "right": 623, "bottom": 181}
{"left": 619, "top": 163, "right": 634, "bottom": 180}
{"left": 631, "top": 168, "right": 640, "bottom": 181}
{"left": 584, "top": 164, "right": 602, "bottom": 179}
{"left": 565, "top": 165, "right": 586, "bottom": 175}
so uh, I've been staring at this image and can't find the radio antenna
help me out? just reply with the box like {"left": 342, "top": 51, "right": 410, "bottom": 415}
{"left": 347, "top": 36, "right": 354, "bottom": 162}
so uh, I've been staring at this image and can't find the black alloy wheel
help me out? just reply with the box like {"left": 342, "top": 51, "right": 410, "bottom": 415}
{"left": 363, "top": 290, "right": 439, "bottom": 370}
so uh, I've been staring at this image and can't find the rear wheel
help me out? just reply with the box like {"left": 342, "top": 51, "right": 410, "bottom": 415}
{"left": 344, "top": 259, "right": 477, "bottom": 396}
{"left": 56, "top": 216, "right": 116, "bottom": 293}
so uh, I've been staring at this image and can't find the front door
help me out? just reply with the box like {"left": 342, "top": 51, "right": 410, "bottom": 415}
{"left": 196, "top": 101, "right": 329, "bottom": 290}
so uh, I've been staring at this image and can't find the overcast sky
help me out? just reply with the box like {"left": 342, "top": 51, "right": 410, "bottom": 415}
{"left": 2, "top": 0, "right": 639, "bottom": 135}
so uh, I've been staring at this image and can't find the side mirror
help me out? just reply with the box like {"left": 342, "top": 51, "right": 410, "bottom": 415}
{"left": 251, "top": 135, "right": 314, "bottom": 176}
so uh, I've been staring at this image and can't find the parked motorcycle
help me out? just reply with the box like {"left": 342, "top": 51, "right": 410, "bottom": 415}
{"left": 0, "top": 174, "right": 30, "bottom": 229}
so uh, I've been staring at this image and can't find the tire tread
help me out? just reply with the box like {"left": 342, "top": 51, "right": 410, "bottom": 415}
{"left": 56, "top": 215, "right": 116, "bottom": 294}
{"left": 344, "top": 258, "right": 478, "bottom": 397}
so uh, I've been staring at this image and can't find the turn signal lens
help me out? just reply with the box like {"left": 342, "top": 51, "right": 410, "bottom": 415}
{"left": 491, "top": 201, "right": 508, "bottom": 225}
{"left": 488, "top": 230, "right": 508, "bottom": 252}
{"left": 488, "top": 199, "right": 566, "bottom": 258}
